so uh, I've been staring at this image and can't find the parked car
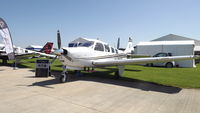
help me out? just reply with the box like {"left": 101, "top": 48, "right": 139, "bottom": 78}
{"left": 147, "top": 52, "right": 175, "bottom": 68}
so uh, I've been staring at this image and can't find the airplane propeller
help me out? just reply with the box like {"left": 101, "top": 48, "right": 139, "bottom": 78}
{"left": 57, "top": 30, "right": 61, "bottom": 49}
{"left": 51, "top": 30, "right": 68, "bottom": 64}
{"left": 53, "top": 30, "right": 64, "bottom": 56}
{"left": 50, "top": 30, "right": 63, "bottom": 63}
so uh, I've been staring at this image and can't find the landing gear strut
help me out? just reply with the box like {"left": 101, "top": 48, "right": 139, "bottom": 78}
{"left": 114, "top": 71, "right": 120, "bottom": 79}
{"left": 114, "top": 66, "right": 125, "bottom": 79}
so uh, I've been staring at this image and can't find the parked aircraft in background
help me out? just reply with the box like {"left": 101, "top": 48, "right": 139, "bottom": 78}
{"left": 44, "top": 30, "right": 199, "bottom": 83}
{"left": 0, "top": 42, "right": 54, "bottom": 63}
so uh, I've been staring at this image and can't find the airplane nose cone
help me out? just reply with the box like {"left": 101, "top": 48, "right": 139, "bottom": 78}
{"left": 63, "top": 49, "right": 68, "bottom": 55}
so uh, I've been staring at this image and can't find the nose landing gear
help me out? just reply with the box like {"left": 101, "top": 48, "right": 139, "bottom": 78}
{"left": 59, "top": 71, "right": 68, "bottom": 83}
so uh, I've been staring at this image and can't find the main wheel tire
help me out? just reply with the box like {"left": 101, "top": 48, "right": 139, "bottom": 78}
{"left": 59, "top": 72, "right": 68, "bottom": 83}
{"left": 165, "top": 62, "right": 173, "bottom": 68}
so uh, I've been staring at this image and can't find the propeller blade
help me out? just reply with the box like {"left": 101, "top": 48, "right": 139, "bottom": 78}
{"left": 57, "top": 30, "right": 61, "bottom": 49}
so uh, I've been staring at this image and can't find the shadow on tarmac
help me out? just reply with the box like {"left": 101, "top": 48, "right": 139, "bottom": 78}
{"left": 3, "top": 61, "right": 181, "bottom": 94}
{"left": 28, "top": 71, "right": 182, "bottom": 94}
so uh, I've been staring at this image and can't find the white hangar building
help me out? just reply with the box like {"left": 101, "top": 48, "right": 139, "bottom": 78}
{"left": 135, "top": 34, "right": 200, "bottom": 68}
{"left": 151, "top": 34, "right": 200, "bottom": 54}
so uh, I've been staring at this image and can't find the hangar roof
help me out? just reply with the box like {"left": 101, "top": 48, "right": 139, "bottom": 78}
{"left": 70, "top": 37, "right": 108, "bottom": 45}
{"left": 152, "top": 34, "right": 200, "bottom": 46}
{"left": 70, "top": 37, "right": 89, "bottom": 43}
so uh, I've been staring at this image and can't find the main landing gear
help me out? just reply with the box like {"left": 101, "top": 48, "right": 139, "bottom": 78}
{"left": 114, "top": 66, "right": 125, "bottom": 79}
{"left": 114, "top": 70, "right": 120, "bottom": 79}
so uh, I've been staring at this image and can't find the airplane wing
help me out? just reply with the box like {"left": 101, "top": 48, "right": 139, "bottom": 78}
{"left": 92, "top": 55, "right": 199, "bottom": 66}
{"left": 0, "top": 51, "right": 56, "bottom": 60}
{"left": 16, "top": 51, "right": 56, "bottom": 58}
{"left": 37, "top": 52, "right": 56, "bottom": 58}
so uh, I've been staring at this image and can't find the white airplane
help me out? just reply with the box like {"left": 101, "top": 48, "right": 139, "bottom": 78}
{"left": 46, "top": 30, "right": 199, "bottom": 83}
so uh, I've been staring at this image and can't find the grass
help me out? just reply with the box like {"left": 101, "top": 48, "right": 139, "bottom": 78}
{"left": 1, "top": 58, "right": 200, "bottom": 88}
{"left": 124, "top": 64, "right": 200, "bottom": 88}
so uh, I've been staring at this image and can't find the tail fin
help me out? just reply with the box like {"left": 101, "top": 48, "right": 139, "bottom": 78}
{"left": 124, "top": 37, "right": 134, "bottom": 54}
{"left": 117, "top": 37, "right": 120, "bottom": 49}
{"left": 40, "top": 42, "right": 53, "bottom": 54}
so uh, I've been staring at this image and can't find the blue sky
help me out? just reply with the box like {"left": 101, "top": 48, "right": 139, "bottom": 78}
{"left": 1, "top": 0, "right": 200, "bottom": 48}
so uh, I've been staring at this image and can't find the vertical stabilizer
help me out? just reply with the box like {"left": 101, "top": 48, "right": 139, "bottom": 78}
{"left": 40, "top": 42, "right": 53, "bottom": 54}
{"left": 117, "top": 37, "right": 120, "bottom": 49}
{"left": 124, "top": 37, "right": 134, "bottom": 54}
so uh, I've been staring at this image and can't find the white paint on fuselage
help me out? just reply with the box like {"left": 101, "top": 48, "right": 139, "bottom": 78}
{"left": 59, "top": 39, "right": 125, "bottom": 69}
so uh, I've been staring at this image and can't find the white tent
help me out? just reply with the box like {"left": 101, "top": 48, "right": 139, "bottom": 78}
{"left": 26, "top": 45, "right": 43, "bottom": 51}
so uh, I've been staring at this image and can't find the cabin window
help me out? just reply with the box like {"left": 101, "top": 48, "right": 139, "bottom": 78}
{"left": 111, "top": 47, "right": 115, "bottom": 53}
{"left": 104, "top": 45, "right": 110, "bottom": 52}
{"left": 79, "top": 41, "right": 94, "bottom": 47}
{"left": 94, "top": 43, "right": 104, "bottom": 51}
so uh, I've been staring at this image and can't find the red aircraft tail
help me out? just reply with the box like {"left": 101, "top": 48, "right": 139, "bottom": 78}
{"left": 40, "top": 42, "right": 53, "bottom": 54}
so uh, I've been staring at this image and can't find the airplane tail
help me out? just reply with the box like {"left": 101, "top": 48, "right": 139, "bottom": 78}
{"left": 117, "top": 38, "right": 120, "bottom": 49}
{"left": 40, "top": 42, "right": 53, "bottom": 54}
{"left": 124, "top": 37, "right": 134, "bottom": 54}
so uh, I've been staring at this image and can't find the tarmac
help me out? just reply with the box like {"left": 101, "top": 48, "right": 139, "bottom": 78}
{"left": 0, "top": 66, "right": 200, "bottom": 113}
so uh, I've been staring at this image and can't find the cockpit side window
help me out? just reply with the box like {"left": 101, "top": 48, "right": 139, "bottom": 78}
{"left": 111, "top": 47, "right": 115, "bottom": 53}
{"left": 79, "top": 41, "right": 94, "bottom": 47}
{"left": 68, "top": 43, "right": 75, "bottom": 47}
{"left": 94, "top": 43, "right": 104, "bottom": 51}
{"left": 104, "top": 45, "right": 110, "bottom": 52}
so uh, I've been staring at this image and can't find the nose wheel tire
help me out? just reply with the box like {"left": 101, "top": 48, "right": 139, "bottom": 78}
{"left": 60, "top": 72, "right": 68, "bottom": 83}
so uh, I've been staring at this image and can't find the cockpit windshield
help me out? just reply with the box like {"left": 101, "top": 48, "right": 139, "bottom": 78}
{"left": 79, "top": 41, "right": 94, "bottom": 47}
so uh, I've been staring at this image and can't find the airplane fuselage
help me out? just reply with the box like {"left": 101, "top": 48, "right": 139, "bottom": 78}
{"left": 58, "top": 39, "right": 126, "bottom": 70}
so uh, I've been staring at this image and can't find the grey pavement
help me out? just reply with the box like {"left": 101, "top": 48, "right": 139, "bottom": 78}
{"left": 0, "top": 66, "right": 200, "bottom": 113}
